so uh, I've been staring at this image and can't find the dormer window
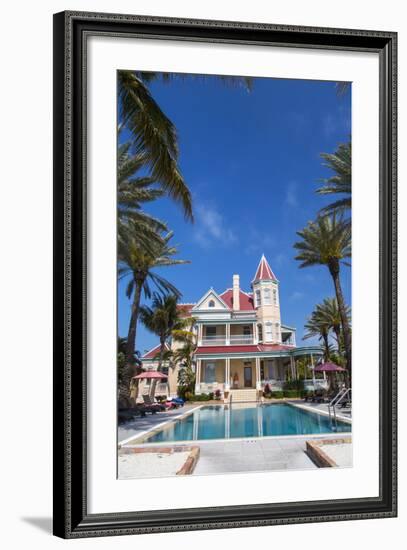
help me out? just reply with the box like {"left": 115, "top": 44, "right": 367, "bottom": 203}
{"left": 263, "top": 288, "right": 271, "bottom": 305}
{"left": 255, "top": 289, "right": 261, "bottom": 307}
{"left": 208, "top": 299, "right": 215, "bottom": 308}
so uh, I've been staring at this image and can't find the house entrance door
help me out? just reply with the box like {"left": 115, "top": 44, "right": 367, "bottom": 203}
{"left": 244, "top": 366, "right": 253, "bottom": 388}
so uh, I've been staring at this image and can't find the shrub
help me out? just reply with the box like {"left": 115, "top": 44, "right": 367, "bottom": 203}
{"left": 270, "top": 391, "right": 284, "bottom": 399}
{"left": 188, "top": 393, "right": 212, "bottom": 402}
{"left": 283, "top": 379, "right": 304, "bottom": 391}
{"left": 283, "top": 390, "right": 302, "bottom": 398}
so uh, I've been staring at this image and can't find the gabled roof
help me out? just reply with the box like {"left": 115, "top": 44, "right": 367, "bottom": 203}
{"left": 141, "top": 342, "right": 170, "bottom": 360}
{"left": 219, "top": 289, "right": 255, "bottom": 311}
{"left": 192, "top": 288, "right": 230, "bottom": 311}
{"left": 252, "top": 254, "right": 278, "bottom": 283}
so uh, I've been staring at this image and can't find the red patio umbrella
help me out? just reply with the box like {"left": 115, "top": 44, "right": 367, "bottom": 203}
{"left": 314, "top": 362, "right": 347, "bottom": 390}
{"left": 314, "top": 362, "right": 346, "bottom": 372}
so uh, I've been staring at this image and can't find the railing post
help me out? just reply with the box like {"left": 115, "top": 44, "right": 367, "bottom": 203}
{"left": 226, "top": 323, "right": 230, "bottom": 345}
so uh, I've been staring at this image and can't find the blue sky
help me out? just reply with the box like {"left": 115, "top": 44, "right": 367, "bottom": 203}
{"left": 118, "top": 73, "right": 351, "bottom": 354}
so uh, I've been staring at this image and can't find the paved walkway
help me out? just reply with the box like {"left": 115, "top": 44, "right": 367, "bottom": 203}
{"left": 193, "top": 436, "right": 325, "bottom": 475}
{"left": 288, "top": 400, "right": 352, "bottom": 422}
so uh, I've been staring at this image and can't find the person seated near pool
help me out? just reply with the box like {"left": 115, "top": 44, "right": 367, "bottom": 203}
{"left": 232, "top": 372, "right": 239, "bottom": 389}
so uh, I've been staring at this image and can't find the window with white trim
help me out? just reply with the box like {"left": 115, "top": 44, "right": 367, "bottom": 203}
{"left": 263, "top": 287, "right": 271, "bottom": 305}
{"left": 203, "top": 363, "right": 216, "bottom": 383}
{"left": 265, "top": 322, "right": 273, "bottom": 341}
{"left": 206, "top": 326, "right": 216, "bottom": 338}
{"left": 208, "top": 299, "right": 215, "bottom": 308}
{"left": 273, "top": 289, "right": 277, "bottom": 305}
{"left": 257, "top": 324, "right": 263, "bottom": 343}
{"left": 255, "top": 289, "right": 261, "bottom": 307}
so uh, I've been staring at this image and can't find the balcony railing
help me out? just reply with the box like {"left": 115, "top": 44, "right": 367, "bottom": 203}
{"left": 201, "top": 334, "right": 254, "bottom": 346}
{"left": 229, "top": 335, "right": 254, "bottom": 345}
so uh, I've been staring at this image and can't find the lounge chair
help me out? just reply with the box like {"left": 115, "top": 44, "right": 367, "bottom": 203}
{"left": 142, "top": 394, "right": 166, "bottom": 411}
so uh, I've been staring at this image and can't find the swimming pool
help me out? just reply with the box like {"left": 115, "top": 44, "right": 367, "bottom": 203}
{"left": 143, "top": 403, "right": 351, "bottom": 443}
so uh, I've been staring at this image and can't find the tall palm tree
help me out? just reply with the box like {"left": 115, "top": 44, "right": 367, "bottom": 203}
{"left": 139, "top": 294, "right": 195, "bottom": 395}
{"left": 294, "top": 214, "right": 352, "bottom": 377}
{"left": 118, "top": 232, "right": 189, "bottom": 403}
{"left": 118, "top": 141, "right": 168, "bottom": 252}
{"left": 317, "top": 142, "right": 351, "bottom": 218}
{"left": 303, "top": 312, "right": 331, "bottom": 361}
{"left": 118, "top": 70, "right": 193, "bottom": 220}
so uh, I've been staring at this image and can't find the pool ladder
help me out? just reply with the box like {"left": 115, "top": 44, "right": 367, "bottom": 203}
{"left": 328, "top": 387, "right": 351, "bottom": 423}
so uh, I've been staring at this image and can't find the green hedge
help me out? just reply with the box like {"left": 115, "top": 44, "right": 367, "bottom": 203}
{"left": 186, "top": 392, "right": 214, "bottom": 402}
{"left": 264, "top": 390, "right": 303, "bottom": 399}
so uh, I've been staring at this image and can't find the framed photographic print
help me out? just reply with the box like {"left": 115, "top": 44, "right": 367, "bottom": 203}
{"left": 53, "top": 11, "right": 397, "bottom": 538}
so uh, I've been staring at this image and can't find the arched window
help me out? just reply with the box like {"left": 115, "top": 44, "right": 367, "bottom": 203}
{"left": 255, "top": 289, "right": 261, "bottom": 307}
{"left": 208, "top": 299, "right": 215, "bottom": 308}
{"left": 257, "top": 324, "right": 263, "bottom": 343}
{"left": 263, "top": 288, "right": 271, "bottom": 305}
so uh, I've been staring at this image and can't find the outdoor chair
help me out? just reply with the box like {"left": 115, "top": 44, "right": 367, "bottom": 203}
{"left": 142, "top": 394, "right": 166, "bottom": 411}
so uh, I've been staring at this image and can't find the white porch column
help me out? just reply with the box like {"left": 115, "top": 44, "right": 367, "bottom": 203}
{"left": 252, "top": 322, "right": 257, "bottom": 344}
{"left": 290, "top": 355, "right": 295, "bottom": 379}
{"left": 255, "top": 357, "right": 261, "bottom": 390}
{"left": 225, "top": 358, "right": 230, "bottom": 390}
{"left": 196, "top": 359, "right": 202, "bottom": 393}
{"left": 198, "top": 324, "right": 203, "bottom": 345}
{"left": 226, "top": 323, "right": 230, "bottom": 345}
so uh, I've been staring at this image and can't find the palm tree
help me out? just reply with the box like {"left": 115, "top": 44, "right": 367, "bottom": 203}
{"left": 118, "top": 232, "right": 189, "bottom": 403}
{"left": 315, "top": 297, "right": 351, "bottom": 353}
{"left": 294, "top": 214, "right": 352, "bottom": 377}
{"left": 118, "top": 141, "right": 169, "bottom": 253}
{"left": 317, "top": 142, "right": 351, "bottom": 218}
{"left": 118, "top": 70, "right": 193, "bottom": 220}
{"left": 139, "top": 294, "right": 195, "bottom": 395}
{"left": 303, "top": 312, "right": 331, "bottom": 361}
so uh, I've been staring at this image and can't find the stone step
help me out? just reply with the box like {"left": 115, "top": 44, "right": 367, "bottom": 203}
{"left": 229, "top": 389, "right": 258, "bottom": 403}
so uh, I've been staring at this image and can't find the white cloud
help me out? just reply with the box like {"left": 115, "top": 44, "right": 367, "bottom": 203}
{"left": 193, "top": 203, "right": 237, "bottom": 249}
{"left": 289, "top": 291, "right": 304, "bottom": 301}
{"left": 284, "top": 181, "right": 298, "bottom": 208}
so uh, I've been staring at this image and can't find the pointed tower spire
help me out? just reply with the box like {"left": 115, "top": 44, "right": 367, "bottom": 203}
{"left": 252, "top": 254, "right": 277, "bottom": 283}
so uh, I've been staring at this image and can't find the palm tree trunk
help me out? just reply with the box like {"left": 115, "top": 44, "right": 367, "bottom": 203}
{"left": 322, "top": 332, "right": 330, "bottom": 361}
{"left": 333, "top": 326, "right": 342, "bottom": 353}
{"left": 329, "top": 261, "right": 352, "bottom": 381}
{"left": 118, "top": 279, "right": 143, "bottom": 406}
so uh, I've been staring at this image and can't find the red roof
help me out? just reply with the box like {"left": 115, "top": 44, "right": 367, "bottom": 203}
{"left": 195, "top": 344, "right": 293, "bottom": 355}
{"left": 177, "top": 303, "right": 195, "bottom": 316}
{"left": 219, "top": 289, "right": 254, "bottom": 311}
{"left": 141, "top": 343, "right": 169, "bottom": 359}
{"left": 252, "top": 255, "right": 277, "bottom": 282}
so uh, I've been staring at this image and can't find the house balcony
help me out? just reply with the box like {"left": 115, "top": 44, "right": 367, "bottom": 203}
{"left": 201, "top": 334, "right": 255, "bottom": 346}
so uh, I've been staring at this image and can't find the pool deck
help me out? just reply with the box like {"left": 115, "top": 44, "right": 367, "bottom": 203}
{"left": 118, "top": 401, "right": 352, "bottom": 478}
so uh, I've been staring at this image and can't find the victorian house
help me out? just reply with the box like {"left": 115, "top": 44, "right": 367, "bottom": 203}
{"left": 140, "top": 255, "right": 322, "bottom": 402}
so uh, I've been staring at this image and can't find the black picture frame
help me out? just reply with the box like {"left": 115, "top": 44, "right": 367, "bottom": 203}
{"left": 53, "top": 10, "right": 397, "bottom": 539}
